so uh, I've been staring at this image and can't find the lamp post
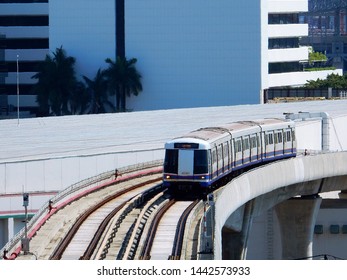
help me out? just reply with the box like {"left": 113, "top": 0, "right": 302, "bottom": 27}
{"left": 16, "top": 54, "right": 19, "bottom": 125}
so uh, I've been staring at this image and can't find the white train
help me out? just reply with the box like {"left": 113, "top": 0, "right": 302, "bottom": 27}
{"left": 163, "top": 118, "right": 296, "bottom": 195}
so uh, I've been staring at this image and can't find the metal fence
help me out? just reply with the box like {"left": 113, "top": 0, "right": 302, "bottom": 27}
{"left": 0, "top": 159, "right": 163, "bottom": 259}
{"left": 266, "top": 88, "right": 347, "bottom": 101}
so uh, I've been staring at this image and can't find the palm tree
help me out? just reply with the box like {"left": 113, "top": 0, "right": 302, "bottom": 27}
{"left": 104, "top": 56, "right": 142, "bottom": 112}
{"left": 69, "top": 81, "right": 90, "bottom": 115}
{"left": 32, "top": 46, "right": 77, "bottom": 116}
{"left": 82, "top": 69, "right": 115, "bottom": 114}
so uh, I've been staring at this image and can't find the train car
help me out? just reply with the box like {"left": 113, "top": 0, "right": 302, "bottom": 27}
{"left": 163, "top": 118, "right": 296, "bottom": 195}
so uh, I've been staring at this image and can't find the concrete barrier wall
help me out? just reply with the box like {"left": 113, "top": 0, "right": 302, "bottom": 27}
{"left": 213, "top": 151, "right": 347, "bottom": 259}
{"left": 330, "top": 115, "right": 347, "bottom": 151}
{"left": 295, "top": 120, "right": 321, "bottom": 151}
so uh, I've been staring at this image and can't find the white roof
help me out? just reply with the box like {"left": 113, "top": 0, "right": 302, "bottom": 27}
{"left": 1, "top": 100, "right": 346, "bottom": 163}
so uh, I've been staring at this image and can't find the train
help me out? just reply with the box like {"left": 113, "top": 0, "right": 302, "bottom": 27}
{"left": 163, "top": 118, "right": 296, "bottom": 196}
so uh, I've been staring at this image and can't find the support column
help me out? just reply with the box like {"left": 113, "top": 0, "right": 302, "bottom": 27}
{"left": 222, "top": 201, "right": 254, "bottom": 260}
{"left": 275, "top": 196, "right": 322, "bottom": 260}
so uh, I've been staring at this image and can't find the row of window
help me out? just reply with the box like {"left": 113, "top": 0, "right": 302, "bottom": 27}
{"left": 0, "top": 38, "right": 49, "bottom": 49}
{"left": 269, "top": 62, "right": 302, "bottom": 74}
{"left": 268, "top": 38, "right": 299, "bottom": 49}
{"left": 0, "top": 16, "right": 48, "bottom": 26}
{"left": 0, "top": 61, "right": 40, "bottom": 72}
{"left": 212, "top": 130, "right": 295, "bottom": 164}
{"left": 235, "top": 136, "right": 259, "bottom": 153}
{"left": 268, "top": 13, "right": 299, "bottom": 25}
{"left": 0, "top": 84, "right": 35, "bottom": 95}
{"left": 314, "top": 224, "right": 347, "bottom": 235}
{"left": 0, "top": 0, "right": 47, "bottom": 3}
{"left": 265, "top": 130, "right": 294, "bottom": 145}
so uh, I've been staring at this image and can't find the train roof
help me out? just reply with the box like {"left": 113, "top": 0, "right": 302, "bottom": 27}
{"left": 166, "top": 118, "right": 295, "bottom": 146}
{"left": 165, "top": 137, "right": 212, "bottom": 149}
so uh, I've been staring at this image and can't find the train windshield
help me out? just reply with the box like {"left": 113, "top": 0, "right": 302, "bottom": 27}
{"left": 194, "top": 150, "right": 209, "bottom": 174}
{"left": 164, "top": 149, "right": 178, "bottom": 173}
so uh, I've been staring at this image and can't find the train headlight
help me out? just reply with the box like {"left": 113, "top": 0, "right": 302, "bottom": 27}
{"left": 200, "top": 176, "right": 205, "bottom": 180}
{"left": 165, "top": 175, "right": 171, "bottom": 179}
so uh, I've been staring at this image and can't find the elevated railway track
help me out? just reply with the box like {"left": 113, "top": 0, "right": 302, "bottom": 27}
{"left": 2, "top": 161, "right": 205, "bottom": 260}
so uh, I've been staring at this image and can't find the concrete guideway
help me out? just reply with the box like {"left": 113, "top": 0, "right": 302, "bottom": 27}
{"left": 214, "top": 151, "right": 347, "bottom": 259}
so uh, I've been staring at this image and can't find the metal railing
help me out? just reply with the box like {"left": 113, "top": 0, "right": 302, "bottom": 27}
{"left": 0, "top": 159, "right": 163, "bottom": 259}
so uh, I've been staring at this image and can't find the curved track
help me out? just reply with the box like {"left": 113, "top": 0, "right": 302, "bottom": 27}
{"left": 10, "top": 164, "right": 203, "bottom": 260}
{"left": 140, "top": 199, "right": 199, "bottom": 260}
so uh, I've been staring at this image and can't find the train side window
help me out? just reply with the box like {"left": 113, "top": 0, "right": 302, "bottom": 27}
{"left": 243, "top": 138, "right": 249, "bottom": 150}
{"left": 283, "top": 131, "right": 287, "bottom": 142}
{"left": 291, "top": 130, "right": 296, "bottom": 141}
{"left": 250, "top": 137, "right": 256, "bottom": 148}
{"left": 212, "top": 149, "right": 217, "bottom": 164}
{"left": 266, "top": 133, "right": 273, "bottom": 145}
{"left": 274, "top": 133, "right": 278, "bottom": 144}
{"left": 286, "top": 131, "right": 291, "bottom": 141}
{"left": 223, "top": 143, "right": 228, "bottom": 160}
{"left": 235, "top": 139, "right": 242, "bottom": 153}
{"left": 217, "top": 145, "right": 222, "bottom": 160}
{"left": 278, "top": 132, "right": 282, "bottom": 143}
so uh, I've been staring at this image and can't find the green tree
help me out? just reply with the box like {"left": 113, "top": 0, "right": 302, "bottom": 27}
{"left": 304, "top": 73, "right": 347, "bottom": 89}
{"left": 309, "top": 50, "right": 327, "bottom": 63}
{"left": 69, "top": 81, "right": 90, "bottom": 115}
{"left": 82, "top": 69, "right": 115, "bottom": 114}
{"left": 104, "top": 56, "right": 142, "bottom": 112}
{"left": 32, "top": 47, "right": 77, "bottom": 116}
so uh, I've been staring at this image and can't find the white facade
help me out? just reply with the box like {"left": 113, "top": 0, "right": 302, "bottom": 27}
{"left": 125, "top": 0, "right": 263, "bottom": 110}
{"left": 48, "top": 0, "right": 340, "bottom": 111}
{"left": 266, "top": 0, "right": 341, "bottom": 88}
{"left": 49, "top": 0, "right": 264, "bottom": 110}
{"left": 49, "top": 0, "right": 115, "bottom": 80}
{"left": 1, "top": 0, "right": 340, "bottom": 111}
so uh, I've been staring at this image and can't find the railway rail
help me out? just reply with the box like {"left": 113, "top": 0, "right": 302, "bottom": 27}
{"left": 5, "top": 161, "right": 205, "bottom": 260}
{"left": 50, "top": 178, "right": 163, "bottom": 260}
{"left": 4, "top": 162, "right": 163, "bottom": 260}
{"left": 139, "top": 199, "right": 200, "bottom": 260}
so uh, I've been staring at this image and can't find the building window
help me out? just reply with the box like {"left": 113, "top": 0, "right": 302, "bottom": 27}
{"left": 268, "top": 13, "right": 299, "bottom": 25}
{"left": 0, "top": 38, "right": 49, "bottom": 49}
{"left": 314, "top": 225, "right": 323, "bottom": 234}
{"left": 269, "top": 62, "right": 303, "bottom": 74}
{"left": 0, "top": 16, "right": 48, "bottom": 27}
{"left": 329, "top": 225, "right": 340, "bottom": 234}
{"left": 0, "top": 0, "right": 48, "bottom": 3}
{"left": 269, "top": 38, "right": 299, "bottom": 49}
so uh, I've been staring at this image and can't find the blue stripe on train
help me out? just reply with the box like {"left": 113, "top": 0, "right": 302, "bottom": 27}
{"left": 163, "top": 149, "right": 296, "bottom": 188}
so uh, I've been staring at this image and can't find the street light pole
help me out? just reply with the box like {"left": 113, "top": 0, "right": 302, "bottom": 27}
{"left": 16, "top": 54, "right": 19, "bottom": 126}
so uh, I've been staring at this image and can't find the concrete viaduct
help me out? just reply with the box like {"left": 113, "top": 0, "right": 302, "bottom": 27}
{"left": 213, "top": 151, "right": 347, "bottom": 260}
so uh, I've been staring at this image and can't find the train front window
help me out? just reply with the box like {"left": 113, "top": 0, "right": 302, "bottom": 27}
{"left": 194, "top": 150, "right": 208, "bottom": 174}
{"left": 164, "top": 149, "right": 178, "bottom": 173}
